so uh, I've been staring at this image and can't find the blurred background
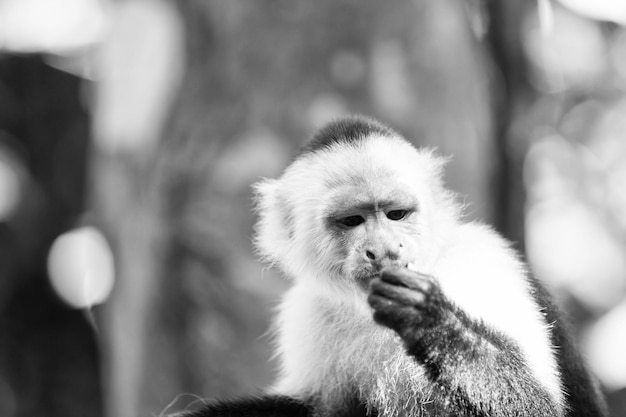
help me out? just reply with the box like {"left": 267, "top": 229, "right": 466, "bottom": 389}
{"left": 0, "top": 0, "right": 625, "bottom": 416}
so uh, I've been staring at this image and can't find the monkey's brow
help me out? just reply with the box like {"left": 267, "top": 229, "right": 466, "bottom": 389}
{"left": 328, "top": 197, "right": 417, "bottom": 215}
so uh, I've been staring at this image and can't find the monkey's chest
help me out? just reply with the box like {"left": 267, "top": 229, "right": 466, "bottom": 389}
{"left": 307, "top": 313, "right": 433, "bottom": 417}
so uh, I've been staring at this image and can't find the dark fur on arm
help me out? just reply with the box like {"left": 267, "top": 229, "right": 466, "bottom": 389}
{"left": 179, "top": 395, "right": 312, "bottom": 417}
{"left": 527, "top": 277, "right": 608, "bottom": 417}
{"left": 368, "top": 268, "right": 562, "bottom": 417}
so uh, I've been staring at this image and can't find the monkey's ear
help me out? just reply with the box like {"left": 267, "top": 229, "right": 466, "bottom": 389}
{"left": 253, "top": 178, "right": 294, "bottom": 270}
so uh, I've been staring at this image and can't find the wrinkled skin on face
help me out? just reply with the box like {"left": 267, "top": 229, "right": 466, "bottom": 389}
{"left": 322, "top": 180, "right": 420, "bottom": 290}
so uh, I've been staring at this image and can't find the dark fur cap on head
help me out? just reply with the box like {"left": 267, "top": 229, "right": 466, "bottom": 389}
{"left": 300, "top": 115, "right": 398, "bottom": 156}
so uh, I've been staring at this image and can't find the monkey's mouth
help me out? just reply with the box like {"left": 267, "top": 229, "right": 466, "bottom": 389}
{"left": 355, "top": 276, "right": 377, "bottom": 291}
{"left": 353, "top": 269, "right": 380, "bottom": 290}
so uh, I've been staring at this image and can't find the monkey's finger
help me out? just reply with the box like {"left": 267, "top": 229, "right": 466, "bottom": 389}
{"left": 370, "top": 278, "right": 426, "bottom": 307}
{"left": 371, "top": 302, "right": 422, "bottom": 332}
{"left": 368, "top": 293, "right": 413, "bottom": 319}
{"left": 367, "top": 293, "right": 395, "bottom": 312}
{"left": 380, "top": 267, "right": 434, "bottom": 292}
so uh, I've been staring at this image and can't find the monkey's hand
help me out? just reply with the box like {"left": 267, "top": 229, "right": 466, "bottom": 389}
{"left": 368, "top": 267, "right": 474, "bottom": 371}
{"left": 367, "top": 267, "right": 449, "bottom": 344}
{"left": 367, "top": 267, "right": 564, "bottom": 416}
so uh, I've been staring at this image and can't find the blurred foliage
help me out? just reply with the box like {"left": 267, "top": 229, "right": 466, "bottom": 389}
{"left": 521, "top": 5, "right": 626, "bottom": 406}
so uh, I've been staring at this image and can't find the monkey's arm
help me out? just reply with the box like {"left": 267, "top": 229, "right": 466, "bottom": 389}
{"left": 368, "top": 268, "right": 563, "bottom": 417}
{"left": 180, "top": 395, "right": 312, "bottom": 417}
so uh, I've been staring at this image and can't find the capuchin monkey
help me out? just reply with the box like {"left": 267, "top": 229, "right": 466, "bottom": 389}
{"left": 184, "top": 116, "right": 607, "bottom": 417}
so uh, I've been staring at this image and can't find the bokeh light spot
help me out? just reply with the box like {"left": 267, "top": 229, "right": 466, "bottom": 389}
{"left": 47, "top": 226, "right": 115, "bottom": 309}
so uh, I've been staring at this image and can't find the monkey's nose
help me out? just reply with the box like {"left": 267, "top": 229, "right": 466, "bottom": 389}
{"left": 363, "top": 246, "right": 401, "bottom": 266}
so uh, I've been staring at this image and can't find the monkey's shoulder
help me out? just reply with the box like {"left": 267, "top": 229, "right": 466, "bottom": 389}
{"left": 440, "top": 222, "right": 523, "bottom": 270}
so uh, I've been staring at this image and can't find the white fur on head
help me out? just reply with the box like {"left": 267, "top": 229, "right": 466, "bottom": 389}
{"left": 253, "top": 133, "right": 459, "bottom": 285}
{"left": 253, "top": 179, "right": 293, "bottom": 269}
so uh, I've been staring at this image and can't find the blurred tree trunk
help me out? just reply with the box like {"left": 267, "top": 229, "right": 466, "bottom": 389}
{"left": 484, "top": 0, "right": 535, "bottom": 246}
{"left": 92, "top": 2, "right": 187, "bottom": 417}
{"left": 0, "top": 55, "right": 101, "bottom": 417}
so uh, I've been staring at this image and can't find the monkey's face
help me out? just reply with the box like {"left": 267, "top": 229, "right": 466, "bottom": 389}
{"left": 254, "top": 134, "right": 457, "bottom": 294}
{"left": 322, "top": 178, "right": 420, "bottom": 290}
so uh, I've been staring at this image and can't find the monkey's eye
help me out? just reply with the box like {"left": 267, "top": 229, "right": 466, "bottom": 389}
{"left": 386, "top": 210, "right": 409, "bottom": 221}
{"left": 337, "top": 215, "right": 365, "bottom": 228}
